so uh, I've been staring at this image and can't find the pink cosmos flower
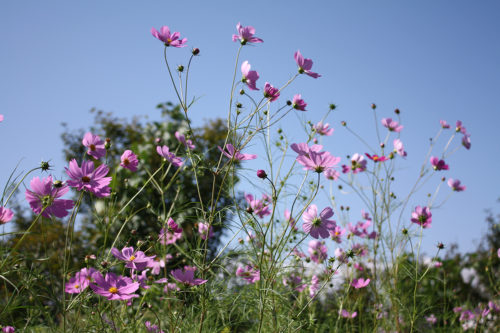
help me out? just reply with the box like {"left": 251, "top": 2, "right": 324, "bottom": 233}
{"left": 120, "top": 150, "right": 139, "bottom": 172}
{"left": 309, "top": 275, "right": 320, "bottom": 298}
{"left": 411, "top": 206, "right": 432, "bottom": 228}
{"left": 198, "top": 222, "right": 213, "bottom": 240}
{"left": 159, "top": 218, "right": 183, "bottom": 245}
{"left": 351, "top": 278, "right": 370, "bottom": 289}
{"left": 154, "top": 278, "right": 180, "bottom": 293}
{"left": 171, "top": 266, "right": 207, "bottom": 286}
{"left": 393, "top": 139, "right": 407, "bottom": 157}
{"left": 145, "top": 321, "right": 164, "bottom": 333}
{"left": 302, "top": 205, "right": 336, "bottom": 239}
{"left": 0, "top": 207, "right": 14, "bottom": 224}
{"left": 330, "top": 226, "right": 345, "bottom": 243}
{"left": 381, "top": 118, "right": 403, "bottom": 132}
{"left": 292, "top": 94, "right": 307, "bottom": 111}
{"left": 290, "top": 142, "right": 323, "bottom": 157}
{"left": 218, "top": 144, "right": 257, "bottom": 161}
{"left": 365, "top": 153, "right": 388, "bottom": 163}
{"left": 65, "top": 267, "right": 98, "bottom": 294}
{"left": 440, "top": 120, "right": 450, "bottom": 129}
{"left": 348, "top": 220, "right": 374, "bottom": 239}
{"left": 352, "top": 243, "right": 368, "bottom": 257}
{"left": 65, "top": 159, "right": 112, "bottom": 197}
{"left": 132, "top": 270, "right": 150, "bottom": 290}
{"left": 111, "top": 246, "right": 155, "bottom": 271}
{"left": 285, "top": 209, "right": 298, "bottom": 231}
{"left": 25, "top": 176, "right": 74, "bottom": 218}
{"left": 156, "top": 146, "right": 183, "bottom": 167}
{"left": 462, "top": 134, "right": 471, "bottom": 150}
{"left": 455, "top": 120, "right": 467, "bottom": 134}
{"left": 335, "top": 248, "right": 349, "bottom": 263}
{"left": 448, "top": 178, "right": 466, "bottom": 192}
{"left": 232, "top": 23, "right": 263, "bottom": 45}
{"left": 314, "top": 122, "right": 334, "bottom": 136}
{"left": 241, "top": 61, "right": 260, "bottom": 91}
{"left": 297, "top": 150, "right": 340, "bottom": 173}
{"left": 236, "top": 265, "right": 260, "bottom": 284}
{"left": 263, "top": 82, "right": 280, "bottom": 102}
{"left": 497, "top": 248, "right": 500, "bottom": 258}
{"left": 175, "top": 131, "right": 195, "bottom": 150}
{"left": 283, "top": 274, "right": 307, "bottom": 292}
{"left": 294, "top": 50, "right": 321, "bottom": 78}
{"left": 324, "top": 168, "right": 340, "bottom": 181}
{"left": 151, "top": 26, "right": 187, "bottom": 47}
{"left": 245, "top": 194, "right": 271, "bottom": 218}
{"left": 430, "top": 157, "right": 449, "bottom": 171}
{"left": 148, "top": 254, "right": 172, "bottom": 275}
{"left": 2, "top": 327, "right": 14, "bottom": 333}
{"left": 348, "top": 153, "right": 367, "bottom": 174}
{"left": 308, "top": 240, "right": 328, "bottom": 264}
{"left": 426, "top": 314, "right": 437, "bottom": 325}
{"left": 340, "top": 309, "right": 357, "bottom": 318}
{"left": 90, "top": 272, "right": 139, "bottom": 300}
{"left": 0, "top": 115, "right": 3, "bottom": 122}
{"left": 82, "top": 132, "right": 106, "bottom": 160}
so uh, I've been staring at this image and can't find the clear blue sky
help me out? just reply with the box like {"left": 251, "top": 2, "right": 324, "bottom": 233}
{"left": 1, "top": 0, "right": 499, "bottom": 254}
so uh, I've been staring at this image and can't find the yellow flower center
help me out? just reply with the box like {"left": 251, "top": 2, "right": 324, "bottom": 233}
{"left": 129, "top": 255, "right": 136, "bottom": 261}
{"left": 108, "top": 287, "right": 118, "bottom": 294}
{"left": 74, "top": 284, "right": 80, "bottom": 289}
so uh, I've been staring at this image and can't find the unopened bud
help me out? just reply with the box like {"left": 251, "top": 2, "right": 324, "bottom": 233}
{"left": 394, "top": 108, "right": 400, "bottom": 114}
{"left": 192, "top": 47, "right": 200, "bottom": 55}
{"left": 371, "top": 103, "right": 377, "bottom": 110}
{"left": 257, "top": 170, "right": 267, "bottom": 179}
{"left": 329, "top": 104, "right": 336, "bottom": 110}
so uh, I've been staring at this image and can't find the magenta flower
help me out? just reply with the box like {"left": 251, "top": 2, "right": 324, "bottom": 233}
{"left": 308, "top": 240, "right": 328, "bottom": 264}
{"left": 335, "top": 248, "right": 349, "bottom": 263}
{"left": 302, "top": 205, "right": 336, "bottom": 239}
{"left": 340, "top": 309, "right": 357, "bottom": 319}
{"left": 0, "top": 207, "right": 14, "bottom": 224}
{"left": 111, "top": 246, "right": 155, "bottom": 271}
{"left": 448, "top": 178, "right": 466, "bottom": 192}
{"left": 145, "top": 321, "right": 164, "bottom": 333}
{"left": 462, "top": 134, "right": 471, "bottom": 150}
{"left": 156, "top": 145, "right": 183, "bottom": 167}
{"left": 232, "top": 23, "right": 263, "bottom": 45}
{"left": 430, "top": 156, "right": 449, "bottom": 171}
{"left": 290, "top": 142, "right": 323, "bottom": 157}
{"left": 426, "top": 314, "right": 437, "bottom": 325}
{"left": 346, "top": 153, "right": 367, "bottom": 174}
{"left": 171, "top": 266, "right": 207, "bottom": 286}
{"left": 351, "top": 278, "right": 370, "bottom": 289}
{"left": 120, "top": 150, "right": 139, "bottom": 172}
{"left": 151, "top": 26, "right": 187, "bottom": 47}
{"left": 297, "top": 150, "right": 340, "bottom": 173}
{"left": 324, "top": 168, "right": 340, "bottom": 181}
{"left": 365, "top": 153, "right": 389, "bottom": 163}
{"left": 218, "top": 144, "right": 257, "bottom": 161}
{"left": 292, "top": 94, "right": 307, "bottom": 111}
{"left": 82, "top": 132, "right": 106, "bottom": 159}
{"left": 455, "top": 120, "right": 467, "bottom": 134}
{"left": 294, "top": 50, "right": 321, "bottom": 78}
{"left": 25, "top": 176, "right": 74, "bottom": 218}
{"left": 411, "top": 206, "right": 432, "bottom": 228}
{"left": 282, "top": 274, "right": 307, "bottom": 292}
{"left": 159, "top": 218, "right": 183, "bottom": 245}
{"left": 330, "top": 226, "right": 345, "bottom": 243}
{"left": 241, "top": 61, "right": 260, "bottom": 91}
{"left": 245, "top": 194, "right": 271, "bottom": 218}
{"left": 440, "top": 120, "right": 450, "bottom": 129}
{"left": 148, "top": 254, "right": 171, "bottom": 275}
{"left": 393, "top": 139, "right": 407, "bottom": 157}
{"left": 65, "top": 267, "right": 98, "bottom": 294}
{"left": 2, "top": 327, "right": 14, "bottom": 333}
{"left": 65, "top": 159, "right": 111, "bottom": 197}
{"left": 309, "top": 275, "right": 320, "bottom": 298}
{"left": 175, "top": 131, "right": 195, "bottom": 150}
{"left": 381, "top": 118, "right": 403, "bottom": 132}
{"left": 90, "top": 272, "right": 139, "bottom": 300}
{"left": 198, "top": 222, "right": 213, "bottom": 240}
{"left": 0, "top": 115, "right": 3, "bottom": 123}
{"left": 314, "top": 122, "right": 334, "bottom": 136}
{"left": 263, "top": 82, "right": 280, "bottom": 102}
{"left": 236, "top": 265, "right": 260, "bottom": 284}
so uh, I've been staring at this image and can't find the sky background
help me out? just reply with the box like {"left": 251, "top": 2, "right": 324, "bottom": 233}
{"left": 1, "top": 0, "right": 499, "bottom": 255}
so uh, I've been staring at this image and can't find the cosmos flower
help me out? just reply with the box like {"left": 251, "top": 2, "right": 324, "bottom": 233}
{"left": 430, "top": 157, "right": 449, "bottom": 171}
{"left": 308, "top": 240, "right": 328, "bottom": 264}
{"left": 175, "top": 131, "right": 195, "bottom": 150}
{"left": 111, "top": 246, "right": 155, "bottom": 271}
{"left": 290, "top": 142, "right": 323, "bottom": 157}
{"left": 90, "top": 272, "right": 139, "bottom": 300}
{"left": 0, "top": 207, "right": 14, "bottom": 224}
{"left": 25, "top": 176, "right": 74, "bottom": 218}
{"left": 245, "top": 193, "right": 271, "bottom": 218}
{"left": 324, "top": 168, "right": 340, "bottom": 181}
{"left": 65, "top": 159, "right": 112, "bottom": 197}
{"left": 148, "top": 254, "right": 172, "bottom": 275}
{"left": 314, "top": 122, "right": 334, "bottom": 136}
{"left": 263, "top": 82, "right": 280, "bottom": 102}
{"left": 241, "top": 61, "right": 260, "bottom": 91}
{"left": 411, "top": 206, "right": 432, "bottom": 228}
{"left": 292, "top": 94, "right": 307, "bottom": 111}
{"left": 236, "top": 265, "right": 260, "bottom": 284}
{"left": 120, "top": 150, "right": 139, "bottom": 172}
{"left": 462, "top": 134, "right": 471, "bottom": 150}
{"left": 198, "top": 222, "right": 213, "bottom": 240}
{"left": 218, "top": 144, "right": 257, "bottom": 161}
{"left": 294, "top": 50, "right": 321, "bottom": 78}
{"left": 330, "top": 226, "right": 345, "bottom": 243}
{"left": 340, "top": 309, "right": 357, "bottom": 318}
{"left": 351, "top": 278, "right": 370, "bottom": 289}
{"left": 381, "top": 118, "right": 403, "bottom": 132}
{"left": 440, "top": 120, "right": 450, "bottom": 129}
{"left": 171, "top": 266, "right": 207, "bottom": 286}
{"left": 393, "top": 139, "right": 407, "bottom": 157}
{"left": 232, "top": 23, "right": 263, "bottom": 45}
{"left": 82, "top": 132, "right": 106, "bottom": 159}
{"left": 296, "top": 150, "right": 340, "bottom": 173}
{"left": 447, "top": 178, "right": 466, "bottom": 192}
{"left": 365, "top": 153, "right": 388, "bottom": 163}
{"left": 302, "top": 205, "right": 336, "bottom": 239}
{"left": 159, "top": 218, "right": 183, "bottom": 245}
{"left": 309, "top": 275, "right": 320, "bottom": 298}
{"left": 282, "top": 274, "right": 307, "bottom": 292}
{"left": 156, "top": 146, "right": 183, "bottom": 167}
{"left": 65, "top": 267, "right": 98, "bottom": 294}
{"left": 151, "top": 26, "right": 187, "bottom": 47}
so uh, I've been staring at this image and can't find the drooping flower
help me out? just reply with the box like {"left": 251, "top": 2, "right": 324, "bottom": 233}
{"left": 430, "top": 157, "right": 449, "bottom": 171}
{"left": 292, "top": 94, "right": 307, "bottom": 111}
{"left": 159, "top": 218, "right": 183, "bottom": 245}
{"left": 232, "top": 23, "right": 263, "bottom": 45}
{"left": 0, "top": 207, "right": 14, "bottom": 224}
{"left": 351, "top": 278, "right": 370, "bottom": 289}
{"left": 324, "top": 168, "right": 340, "bottom": 181}
{"left": 82, "top": 132, "right": 106, "bottom": 159}
{"left": 440, "top": 120, "right": 450, "bottom": 129}
{"left": 111, "top": 246, "right": 155, "bottom": 271}
{"left": 393, "top": 139, "right": 407, "bottom": 157}
{"left": 302, "top": 205, "right": 336, "bottom": 239}
{"left": 151, "top": 26, "right": 187, "bottom": 47}
{"left": 462, "top": 134, "right": 471, "bottom": 150}
{"left": 308, "top": 240, "right": 328, "bottom": 264}
{"left": 294, "top": 50, "right": 321, "bottom": 78}
{"left": 241, "top": 61, "right": 260, "bottom": 91}
{"left": 365, "top": 153, "right": 389, "bottom": 163}
{"left": 411, "top": 206, "right": 432, "bottom": 228}
{"left": 296, "top": 150, "right": 340, "bottom": 173}
{"left": 198, "top": 222, "right": 213, "bottom": 240}
{"left": 90, "top": 272, "right": 139, "bottom": 300}
{"left": 314, "top": 122, "right": 333, "bottom": 136}
{"left": 65, "top": 159, "right": 111, "bottom": 197}
{"left": 245, "top": 194, "right": 271, "bottom": 218}
{"left": 448, "top": 178, "right": 466, "bottom": 192}
{"left": 120, "top": 150, "right": 139, "bottom": 172}
{"left": 171, "top": 266, "right": 207, "bottom": 286}
{"left": 340, "top": 309, "right": 357, "bottom": 319}
{"left": 218, "top": 144, "right": 257, "bottom": 161}
{"left": 65, "top": 267, "right": 98, "bottom": 294}
{"left": 381, "top": 118, "right": 403, "bottom": 132}
{"left": 175, "top": 131, "right": 195, "bottom": 150}
{"left": 236, "top": 265, "right": 260, "bottom": 284}
{"left": 25, "top": 176, "right": 74, "bottom": 218}
{"left": 156, "top": 146, "right": 183, "bottom": 167}
{"left": 263, "top": 82, "right": 280, "bottom": 102}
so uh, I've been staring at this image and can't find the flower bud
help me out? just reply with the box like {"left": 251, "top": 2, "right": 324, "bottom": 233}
{"left": 177, "top": 65, "right": 184, "bottom": 72}
{"left": 380, "top": 143, "right": 385, "bottom": 148}
{"left": 286, "top": 100, "right": 292, "bottom": 106}
{"left": 236, "top": 102, "right": 242, "bottom": 108}
{"left": 257, "top": 170, "right": 267, "bottom": 179}
{"left": 239, "top": 89, "right": 245, "bottom": 95}
{"left": 40, "top": 161, "right": 51, "bottom": 171}
{"left": 329, "top": 104, "right": 336, "bottom": 110}
{"left": 394, "top": 108, "right": 400, "bottom": 114}
{"left": 371, "top": 103, "right": 377, "bottom": 110}
{"left": 341, "top": 121, "right": 346, "bottom": 126}
{"left": 437, "top": 242, "right": 445, "bottom": 249}
{"left": 192, "top": 47, "right": 200, "bottom": 55}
